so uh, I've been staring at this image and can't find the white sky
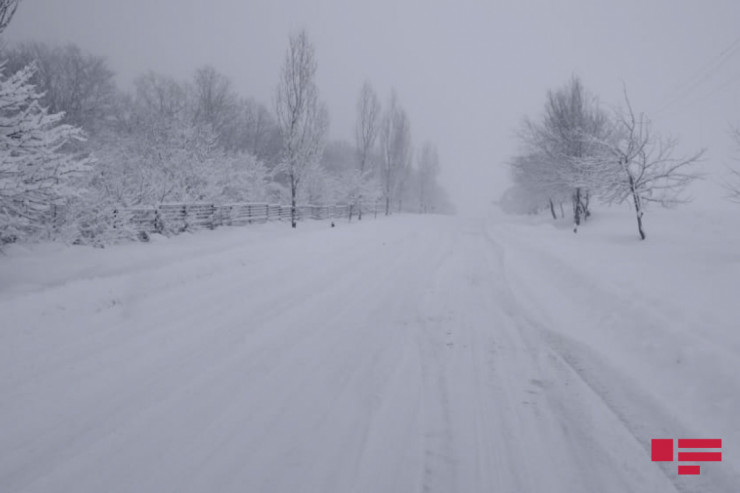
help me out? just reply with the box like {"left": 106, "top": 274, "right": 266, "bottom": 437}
{"left": 5, "top": 0, "right": 740, "bottom": 212}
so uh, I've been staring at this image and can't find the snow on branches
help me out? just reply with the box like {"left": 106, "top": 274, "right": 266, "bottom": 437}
{"left": 576, "top": 93, "right": 704, "bottom": 240}
{"left": 0, "top": 62, "right": 89, "bottom": 242}
{"left": 508, "top": 78, "right": 703, "bottom": 240}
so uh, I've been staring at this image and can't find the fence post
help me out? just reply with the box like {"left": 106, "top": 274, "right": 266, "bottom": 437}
{"left": 154, "top": 207, "right": 162, "bottom": 233}
{"left": 182, "top": 204, "right": 188, "bottom": 232}
{"left": 208, "top": 204, "right": 216, "bottom": 230}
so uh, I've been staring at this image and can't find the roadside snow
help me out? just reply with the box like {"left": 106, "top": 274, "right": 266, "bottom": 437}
{"left": 492, "top": 206, "right": 740, "bottom": 492}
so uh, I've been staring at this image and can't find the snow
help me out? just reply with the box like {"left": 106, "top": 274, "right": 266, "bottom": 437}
{"left": 1, "top": 210, "right": 739, "bottom": 492}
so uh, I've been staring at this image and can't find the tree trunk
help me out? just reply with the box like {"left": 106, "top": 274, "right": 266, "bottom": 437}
{"left": 581, "top": 191, "right": 591, "bottom": 221}
{"left": 629, "top": 176, "right": 645, "bottom": 240}
{"left": 559, "top": 202, "right": 565, "bottom": 218}
{"left": 358, "top": 197, "right": 363, "bottom": 221}
{"left": 572, "top": 188, "right": 581, "bottom": 233}
{"left": 290, "top": 175, "right": 297, "bottom": 229}
{"left": 385, "top": 196, "right": 390, "bottom": 216}
{"left": 549, "top": 199, "right": 557, "bottom": 220}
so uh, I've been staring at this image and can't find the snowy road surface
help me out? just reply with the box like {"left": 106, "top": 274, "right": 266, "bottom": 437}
{"left": 2, "top": 213, "right": 739, "bottom": 492}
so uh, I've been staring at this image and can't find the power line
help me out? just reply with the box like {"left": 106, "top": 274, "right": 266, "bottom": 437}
{"left": 661, "top": 66, "right": 740, "bottom": 117}
{"left": 655, "top": 34, "right": 740, "bottom": 115}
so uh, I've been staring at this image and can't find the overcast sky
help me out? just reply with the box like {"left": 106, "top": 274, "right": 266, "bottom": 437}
{"left": 5, "top": 0, "right": 740, "bottom": 211}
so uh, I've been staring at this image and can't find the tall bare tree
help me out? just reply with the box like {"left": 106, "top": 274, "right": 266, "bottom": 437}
{"left": 353, "top": 81, "right": 380, "bottom": 219}
{"left": 275, "top": 30, "right": 328, "bottom": 228}
{"left": 417, "top": 142, "right": 440, "bottom": 213}
{"left": 355, "top": 81, "right": 381, "bottom": 174}
{"left": 379, "top": 91, "right": 412, "bottom": 215}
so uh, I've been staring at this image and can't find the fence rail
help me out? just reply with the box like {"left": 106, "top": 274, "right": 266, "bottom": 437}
{"left": 113, "top": 201, "right": 379, "bottom": 237}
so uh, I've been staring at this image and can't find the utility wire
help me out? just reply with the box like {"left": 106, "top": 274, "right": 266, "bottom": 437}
{"left": 655, "top": 34, "right": 740, "bottom": 115}
{"left": 661, "top": 67, "right": 740, "bottom": 117}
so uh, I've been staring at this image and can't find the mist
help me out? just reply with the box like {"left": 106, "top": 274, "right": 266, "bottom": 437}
{"left": 5, "top": 0, "right": 737, "bottom": 213}
{"left": 3, "top": 1, "right": 740, "bottom": 491}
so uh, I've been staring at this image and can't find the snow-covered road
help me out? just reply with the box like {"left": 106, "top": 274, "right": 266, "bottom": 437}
{"left": 2, "top": 214, "right": 738, "bottom": 492}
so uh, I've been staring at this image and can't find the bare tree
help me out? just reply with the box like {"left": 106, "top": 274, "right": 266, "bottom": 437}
{"left": 379, "top": 91, "right": 412, "bottom": 215}
{"left": 0, "top": 0, "right": 19, "bottom": 34}
{"left": 587, "top": 92, "right": 704, "bottom": 239}
{"left": 275, "top": 30, "right": 328, "bottom": 228}
{"left": 240, "top": 98, "right": 281, "bottom": 162}
{"left": 2, "top": 42, "right": 117, "bottom": 134}
{"left": 192, "top": 66, "right": 239, "bottom": 147}
{"left": 133, "top": 71, "right": 190, "bottom": 122}
{"left": 354, "top": 81, "right": 380, "bottom": 219}
{"left": 395, "top": 148, "right": 413, "bottom": 213}
{"left": 417, "top": 142, "right": 439, "bottom": 213}
{"left": 355, "top": 81, "right": 381, "bottom": 174}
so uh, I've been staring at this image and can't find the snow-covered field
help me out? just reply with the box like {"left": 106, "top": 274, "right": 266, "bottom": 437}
{"left": 1, "top": 209, "right": 739, "bottom": 493}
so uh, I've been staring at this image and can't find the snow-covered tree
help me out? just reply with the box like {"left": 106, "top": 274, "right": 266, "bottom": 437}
{"left": 585, "top": 95, "right": 704, "bottom": 240}
{"left": 500, "top": 184, "right": 546, "bottom": 215}
{"left": 511, "top": 83, "right": 704, "bottom": 239}
{"left": 275, "top": 30, "right": 328, "bottom": 228}
{"left": 87, "top": 72, "right": 221, "bottom": 207}
{"left": 509, "top": 152, "right": 571, "bottom": 219}
{"left": 379, "top": 91, "right": 412, "bottom": 215}
{"left": 0, "top": 62, "right": 89, "bottom": 242}
{"left": 212, "top": 152, "right": 269, "bottom": 204}
{"left": 519, "top": 77, "right": 610, "bottom": 231}
{"left": 354, "top": 81, "right": 381, "bottom": 219}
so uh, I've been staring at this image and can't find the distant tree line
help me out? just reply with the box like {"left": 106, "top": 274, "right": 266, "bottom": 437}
{"left": 502, "top": 77, "right": 705, "bottom": 240}
{"left": 0, "top": 10, "right": 453, "bottom": 244}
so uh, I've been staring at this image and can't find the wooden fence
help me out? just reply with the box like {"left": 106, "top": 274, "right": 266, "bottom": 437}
{"left": 113, "top": 202, "right": 379, "bottom": 236}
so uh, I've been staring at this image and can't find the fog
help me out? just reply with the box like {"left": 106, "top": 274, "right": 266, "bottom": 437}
{"left": 4, "top": 2, "right": 740, "bottom": 490}
{"left": 6, "top": 0, "right": 740, "bottom": 212}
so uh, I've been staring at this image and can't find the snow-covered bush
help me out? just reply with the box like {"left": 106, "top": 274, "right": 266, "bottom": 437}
{"left": 212, "top": 152, "right": 269, "bottom": 204}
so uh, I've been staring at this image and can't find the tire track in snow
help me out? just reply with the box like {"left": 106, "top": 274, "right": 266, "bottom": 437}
{"left": 483, "top": 224, "right": 739, "bottom": 493}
